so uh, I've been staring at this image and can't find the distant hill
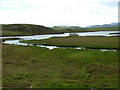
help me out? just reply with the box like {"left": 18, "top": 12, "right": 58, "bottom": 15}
{"left": 53, "top": 25, "right": 81, "bottom": 28}
{"left": 2, "top": 23, "right": 119, "bottom": 37}
{"left": 52, "top": 25, "right": 93, "bottom": 32}
{"left": 52, "top": 25, "right": 82, "bottom": 31}
{"left": 85, "top": 23, "right": 119, "bottom": 28}
{"left": 2, "top": 24, "right": 57, "bottom": 36}
{"left": 53, "top": 25, "right": 71, "bottom": 27}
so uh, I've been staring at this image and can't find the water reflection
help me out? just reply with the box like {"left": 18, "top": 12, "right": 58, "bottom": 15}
{"left": 2, "top": 31, "right": 119, "bottom": 51}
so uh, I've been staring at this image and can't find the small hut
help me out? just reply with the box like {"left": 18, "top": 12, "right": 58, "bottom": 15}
{"left": 69, "top": 33, "right": 79, "bottom": 36}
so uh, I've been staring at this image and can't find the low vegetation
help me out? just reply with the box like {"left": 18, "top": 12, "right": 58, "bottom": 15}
{"left": 2, "top": 44, "right": 118, "bottom": 88}
{"left": 2, "top": 24, "right": 119, "bottom": 36}
{"left": 2, "top": 24, "right": 57, "bottom": 36}
{"left": 52, "top": 27, "right": 119, "bottom": 33}
{"left": 21, "top": 36, "right": 119, "bottom": 49}
{"left": 2, "top": 30, "right": 32, "bottom": 36}
{"left": 87, "top": 27, "right": 119, "bottom": 31}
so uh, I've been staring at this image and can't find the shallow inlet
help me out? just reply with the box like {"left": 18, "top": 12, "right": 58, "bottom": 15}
{"left": 2, "top": 31, "right": 120, "bottom": 51}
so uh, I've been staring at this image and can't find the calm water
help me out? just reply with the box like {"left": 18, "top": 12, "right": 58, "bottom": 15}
{"left": 1, "top": 31, "right": 120, "bottom": 51}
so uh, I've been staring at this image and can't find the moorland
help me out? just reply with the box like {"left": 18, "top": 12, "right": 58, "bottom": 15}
{"left": 1, "top": 24, "right": 119, "bottom": 89}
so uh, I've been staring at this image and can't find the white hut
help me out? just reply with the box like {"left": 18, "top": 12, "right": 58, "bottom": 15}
{"left": 69, "top": 33, "right": 79, "bottom": 36}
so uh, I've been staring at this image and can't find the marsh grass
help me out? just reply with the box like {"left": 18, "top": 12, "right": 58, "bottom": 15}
{"left": 87, "top": 27, "right": 119, "bottom": 31}
{"left": 53, "top": 27, "right": 119, "bottom": 31}
{"left": 21, "top": 36, "right": 119, "bottom": 49}
{"left": 2, "top": 44, "right": 118, "bottom": 88}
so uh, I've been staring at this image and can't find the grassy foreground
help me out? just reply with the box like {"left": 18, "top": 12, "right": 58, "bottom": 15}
{"left": 21, "top": 36, "right": 119, "bottom": 49}
{"left": 2, "top": 44, "right": 118, "bottom": 88}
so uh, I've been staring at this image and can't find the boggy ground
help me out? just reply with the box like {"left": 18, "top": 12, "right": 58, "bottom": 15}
{"left": 21, "top": 36, "right": 119, "bottom": 49}
{"left": 2, "top": 44, "right": 118, "bottom": 88}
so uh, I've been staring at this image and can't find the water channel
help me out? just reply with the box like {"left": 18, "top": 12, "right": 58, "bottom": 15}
{"left": 1, "top": 31, "right": 120, "bottom": 51}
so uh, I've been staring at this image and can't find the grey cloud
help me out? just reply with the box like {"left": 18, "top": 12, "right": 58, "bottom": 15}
{"left": 101, "top": 1, "right": 118, "bottom": 7}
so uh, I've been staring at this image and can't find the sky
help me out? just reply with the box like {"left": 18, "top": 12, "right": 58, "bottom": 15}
{"left": 0, "top": 0, "right": 119, "bottom": 27}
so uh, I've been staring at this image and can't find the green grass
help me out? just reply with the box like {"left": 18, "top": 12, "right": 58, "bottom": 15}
{"left": 87, "top": 27, "right": 119, "bottom": 31}
{"left": 2, "top": 24, "right": 58, "bottom": 36}
{"left": 2, "top": 30, "right": 32, "bottom": 36}
{"left": 52, "top": 27, "right": 95, "bottom": 33}
{"left": 21, "top": 36, "right": 119, "bottom": 49}
{"left": 2, "top": 25, "right": 119, "bottom": 36}
{"left": 53, "top": 27, "right": 119, "bottom": 32}
{"left": 2, "top": 44, "right": 118, "bottom": 88}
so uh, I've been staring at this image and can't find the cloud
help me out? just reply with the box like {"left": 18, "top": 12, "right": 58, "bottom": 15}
{"left": 0, "top": 0, "right": 118, "bottom": 27}
{"left": 100, "top": 1, "right": 118, "bottom": 8}
{"left": 0, "top": 0, "right": 31, "bottom": 9}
